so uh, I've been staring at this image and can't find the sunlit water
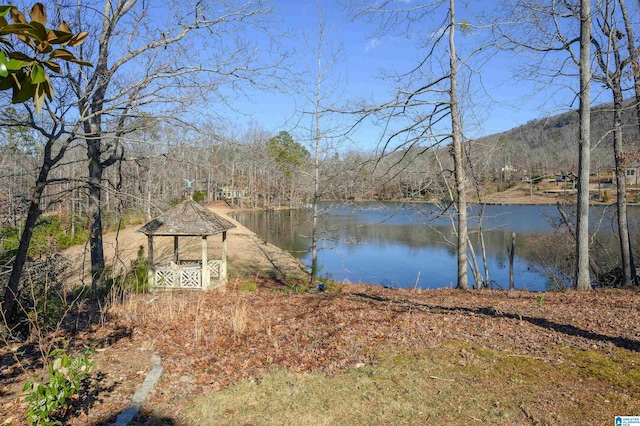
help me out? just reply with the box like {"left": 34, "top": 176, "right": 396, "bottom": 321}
{"left": 232, "top": 202, "right": 638, "bottom": 291}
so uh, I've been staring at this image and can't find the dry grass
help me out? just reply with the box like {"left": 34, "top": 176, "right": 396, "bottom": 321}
{"left": 101, "top": 285, "right": 640, "bottom": 425}
{"left": 185, "top": 342, "right": 640, "bottom": 425}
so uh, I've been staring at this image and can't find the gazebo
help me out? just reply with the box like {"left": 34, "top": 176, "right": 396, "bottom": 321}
{"left": 137, "top": 199, "right": 236, "bottom": 290}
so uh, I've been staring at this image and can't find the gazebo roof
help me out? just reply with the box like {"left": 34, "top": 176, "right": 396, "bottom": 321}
{"left": 137, "top": 199, "right": 236, "bottom": 236}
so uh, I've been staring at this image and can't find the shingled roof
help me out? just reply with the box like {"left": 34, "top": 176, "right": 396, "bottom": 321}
{"left": 137, "top": 199, "right": 236, "bottom": 236}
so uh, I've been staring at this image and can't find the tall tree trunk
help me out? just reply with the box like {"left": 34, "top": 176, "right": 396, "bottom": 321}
{"left": 2, "top": 136, "right": 68, "bottom": 322}
{"left": 575, "top": 0, "right": 591, "bottom": 290}
{"left": 310, "top": 0, "right": 323, "bottom": 287}
{"left": 87, "top": 138, "right": 105, "bottom": 295}
{"left": 2, "top": 187, "right": 46, "bottom": 322}
{"left": 617, "top": 0, "right": 640, "bottom": 131}
{"left": 449, "top": 0, "right": 469, "bottom": 289}
{"left": 613, "top": 86, "right": 634, "bottom": 286}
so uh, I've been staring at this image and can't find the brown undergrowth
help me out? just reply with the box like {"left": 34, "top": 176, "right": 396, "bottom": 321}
{"left": 2, "top": 281, "right": 640, "bottom": 425}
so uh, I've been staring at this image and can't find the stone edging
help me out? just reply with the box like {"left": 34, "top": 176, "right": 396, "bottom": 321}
{"left": 112, "top": 353, "right": 163, "bottom": 426}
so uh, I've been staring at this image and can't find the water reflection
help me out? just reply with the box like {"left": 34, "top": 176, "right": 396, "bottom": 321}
{"left": 232, "top": 202, "right": 640, "bottom": 291}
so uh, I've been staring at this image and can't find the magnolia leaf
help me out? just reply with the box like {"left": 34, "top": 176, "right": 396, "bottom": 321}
{"left": 0, "top": 6, "right": 13, "bottom": 18}
{"left": 0, "top": 76, "right": 12, "bottom": 90}
{"left": 29, "top": 3, "right": 47, "bottom": 26}
{"left": 48, "top": 30, "right": 73, "bottom": 45}
{"left": 43, "top": 60, "right": 61, "bottom": 73}
{"left": 8, "top": 51, "right": 34, "bottom": 62}
{"left": 5, "top": 58, "right": 30, "bottom": 71}
{"left": 0, "top": 23, "right": 37, "bottom": 35}
{"left": 0, "top": 15, "right": 7, "bottom": 26}
{"left": 49, "top": 49, "right": 92, "bottom": 66}
{"left": 30, "top": 63, "right": 45, "bottom": 84}
{"left": 9, "top": 8, "right": 27, "bottom": 25}
{"left": 68, "top": 31, "right": 88, "bottom": 47}
{"left": 27, "top": 21, "right": 47, "bottom": 41}
{"left": 44, "top": 72, "right": 53, "bottom": 100}
{"left": 12, "top": 78, "right": 34, "bottom": 104}
{"left": 0, "top": 50, "right": 6, "bottom": 77}
{"left": 70, "top": 58, "right": 92, "bottom": 67}
{"left": 58, "top": 21, "right": 71, "bottom": 33}
{"left": 49, "top": 48, "right": 75, "bottom": 61}
{"left": 35, "top": 40, "right": 52, "bottom": 54}
{"left": 33, "top": 84, "right": 45, "bottom": 113}
{"left": 16, "top": 33, "right": 34, "bottom": 48}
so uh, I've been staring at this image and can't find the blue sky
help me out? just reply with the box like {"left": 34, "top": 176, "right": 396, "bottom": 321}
{"left": 222, "top": 0, "right": 585, "bottom": 152}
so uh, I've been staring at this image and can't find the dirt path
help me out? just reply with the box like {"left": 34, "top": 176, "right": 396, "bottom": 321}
{"left": 62, "top": 203, "right": 308, "bottom": 288}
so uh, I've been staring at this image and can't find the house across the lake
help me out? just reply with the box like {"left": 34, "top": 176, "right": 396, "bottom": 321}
{"left": 626, "top": 165, "right": 640, "bottom": 186}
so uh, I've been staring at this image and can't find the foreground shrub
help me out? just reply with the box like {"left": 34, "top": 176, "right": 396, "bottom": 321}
{"left": 23, "top": 347, "right": 94, "bottom": 425}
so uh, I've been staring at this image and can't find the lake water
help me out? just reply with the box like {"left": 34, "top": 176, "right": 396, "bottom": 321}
{"left": 232, "top": 202, "right": 638, "bottom": 291}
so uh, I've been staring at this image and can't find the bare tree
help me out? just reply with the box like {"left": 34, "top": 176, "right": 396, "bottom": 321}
{"left": 1, "top": 2, "right": 90, "bottom": 322}
{"left": 576, "top": 0, "right": 592, "bottom": 290}
{"left": 592, "top": 0, "right": 637, "bottom": 286}
{"left": 616, "top": 0, "right": 640, "bottom": 131}
{"left": 54, "top": 0, "right": 286, "bottom": 295}
{"left": 351, "top": 0, "right": 470, "bottom": 289}
{"left": 493, "top": 0, "right": 593, "bottom": 289}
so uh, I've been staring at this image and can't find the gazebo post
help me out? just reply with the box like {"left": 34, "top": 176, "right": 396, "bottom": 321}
{"left": 201, "top": 236, "right": 210, "bottom": 290}
{"left": 173, "top": 235, "right": 179, "bottom": 264}
{"left": 147, "top": 235, "right": 154, "bottom": 288}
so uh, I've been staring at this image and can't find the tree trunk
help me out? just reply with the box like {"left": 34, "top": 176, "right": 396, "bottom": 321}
{"left": 310, "top": 0, "right": 323, "bottom": 287}
{"left": 449, "top": 0, "right": 469, "bottom": 290}
{"left": 2, "top": 137, "right": 65, "bottom": 322}
{"left": 87, "top": 138, "right": 105, "bottom": 295}
{"left": 613, "top": 87, "right": 634, "bottom": 286}
{"left": 575, "top": 0, "right": 591, "bottom": 291}
{"left": 2, "top": 189, "right": 45, "bottom": 322}
{"left": 509, "top": 232, "right": 515, "bottom": 290}
{"left": 617, "top": 0, "right": 640, "bottom": 131}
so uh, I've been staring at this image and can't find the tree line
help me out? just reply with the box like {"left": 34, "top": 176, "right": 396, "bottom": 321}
{"left": 2, "top": 0, "right": 640, "bottom": 327}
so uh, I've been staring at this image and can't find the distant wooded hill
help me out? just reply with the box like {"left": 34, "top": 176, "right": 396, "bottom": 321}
{"left": 476, "top": 99, "right": 640, "bottom": 176}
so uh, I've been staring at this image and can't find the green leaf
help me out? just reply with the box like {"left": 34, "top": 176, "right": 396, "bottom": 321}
{"left": 31, "top": 64, "right": 45, "bottom": 83}
{"left": 26, "top": 21, "right": 48, "bottom": 41}
{"left": 0, "top": 22, "right": 36, "bottom": 35}
{"left": 43, "top": 60, "right": 61, "bottom": 73}
{"left": 47, "top": 30, "right": 73, "bottom": 45}
{"left": 5, "top": 58, "right": 29, "bottom": 71}
{"left": 0, "top": 76, "right": 13, "bottom": 90}
{"left": 12, "top": 78, "right": 33, "bottom": 104}
{"left": 8, "top": 51, "right": 34, "bottom": 62}
{"left": 49, "top": 49, "right": 92, "bottom": 67}
{"left": 0, "top": 6, "right": 13, "bottom": 18}
{"left": 49, "top": 48, "right": 77, "bottom": 61}
{"left": 0, "top": 51, "right": 8, "bottom": 78}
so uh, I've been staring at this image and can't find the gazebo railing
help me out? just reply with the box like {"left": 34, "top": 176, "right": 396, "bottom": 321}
{"left": 152, "top": 260, "right": 226, "bottom": 290}
{"left": 155, "top": 263, "right": 201, "bottom": 289}
{"left": 208, "top": 260, "right": 224, "bottom": 281}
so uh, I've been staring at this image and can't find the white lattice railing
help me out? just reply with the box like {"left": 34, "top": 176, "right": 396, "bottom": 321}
{"left": 208, "top": 260, "right": 224, "bottom": 281}
{"left": 154, "top": 264, "right": 202, "bottom": 289}
{"left": 153, "top": 260, "right": 226, "bottom": 290}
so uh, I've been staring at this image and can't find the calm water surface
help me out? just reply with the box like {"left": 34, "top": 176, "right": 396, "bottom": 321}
{"left": 232, "top": 202, "right": 637, "bottom": 291}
